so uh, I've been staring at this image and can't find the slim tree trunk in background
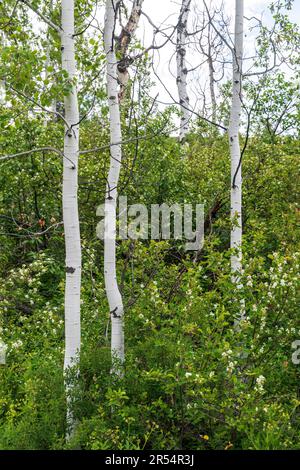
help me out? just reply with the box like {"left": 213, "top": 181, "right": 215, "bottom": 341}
{"left": 61, "top": 0, "right": 82, "bottom": 432}
{"left": 44, "top": 0, "right": 56, "bottom": 125}
{"left": 229, "top": 0, "right": 244, "bottom": 323}
{"left": 44, "top": 1, "right": 56, "bottom": 126}
{"left": 176, "top": 0, "right": 191, "bottom": 142}
{"left": 0, "top": 79, "right": 4, "bottom": 104}
{"left": 104, "top": 0, "right": 124, "bottom": 370}
{"left": 0, "top": 32, "right": 6, "bottom": 104}
{"left": 207, "top": 23, "right": 217, "bottom": 123}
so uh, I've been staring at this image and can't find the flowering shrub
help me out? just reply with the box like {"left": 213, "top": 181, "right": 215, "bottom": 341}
{"left": 0, "top": 131, "right": 299, "bottom": 449}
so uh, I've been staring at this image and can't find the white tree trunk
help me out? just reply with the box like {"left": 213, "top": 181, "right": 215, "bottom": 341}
{"left": 229, "top": 0, "right": 244, "bottom": 322}
{"left": 177, "top": 0, "right": 191, "bottom": 142}
{"left": 207, "top": 24, "right": 217, "bottom": 123}
{"left": 208, "top": 53, "right": 216, "bottom": 123}
{"left": 104, "top": 0, "right": 124, "bottom": 369}
{"left": 61, "top": 0, "right": 81, "bottom": 431}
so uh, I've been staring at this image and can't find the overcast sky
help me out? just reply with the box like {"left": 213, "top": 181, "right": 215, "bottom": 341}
{"left": 27, "top": 0, "right": 300, "bottom": 118}
{"left": 142, "top": 0, "right": 300, "bottom": 28}
{"left": 137, "top": 0, "right": 300, "bottom": 109}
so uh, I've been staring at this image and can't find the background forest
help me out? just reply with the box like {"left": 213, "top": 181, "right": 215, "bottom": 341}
{"left": 0, "top": 0, "right": 300, "bottom": 451}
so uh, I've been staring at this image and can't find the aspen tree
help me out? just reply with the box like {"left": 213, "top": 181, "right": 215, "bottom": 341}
{"left": 176, "top": 0, "right": 191, "bottom": 142}
{"left": 2, "top": 0, "right": 81, "bottom": 433}
{"left": 102, "top": 0, "right": 145, "bottom": 371}
{"left": 104, "top": 0, "right": 125, "bottom": 369}
{"left": 61, "top": 0, "right": 81, "bottom": 432}
{"left": 0, "top": 31, "right": 6, "bottom": 360}
{"left": 229, "top": 0, "right": 245, "bottom": 323}
{"left": 207, "top": 22, "right": 217, "bottom": 123}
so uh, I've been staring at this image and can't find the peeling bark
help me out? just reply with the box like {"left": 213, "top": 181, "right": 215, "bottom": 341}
{"left": 116, "top": 0, "right": 144, "bottom": 102}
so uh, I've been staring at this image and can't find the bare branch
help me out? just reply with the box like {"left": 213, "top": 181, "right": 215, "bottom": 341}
{"left": 0, "top": 147, "right": 76, "bottom": 168}
{"left": 20, "top": 0, "right": 62, "bottom": 33}
{"left": 6, "top": 83, "right": 72, "bottom": 131}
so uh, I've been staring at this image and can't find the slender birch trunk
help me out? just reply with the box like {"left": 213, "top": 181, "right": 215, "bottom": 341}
{"left": 61, "top": 0, "right": 81, "bottom": 432}
{"left": 177, "top": 0, "right": 191, "bottom": 142}
{"left": 208, "top": 54, "right": 216, "bottom": 123}
{"left": 1, "top": 30, "right": 7, "bottom": 366}
{"left": 207, "top": 24, "right": 217, "bottom": 123}
{"left": 229, "top": 0, "right": 244, "bottom": 323}
{"left": 104, "top": 0, "right": 124, "bottom": 370}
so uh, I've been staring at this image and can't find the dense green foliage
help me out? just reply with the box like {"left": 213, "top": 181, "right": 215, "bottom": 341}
{"left": 0, "top": 109, "right": 299, "bottom": 448}
{"left": 1, "top": 0, "right": 300, "bottom": 452}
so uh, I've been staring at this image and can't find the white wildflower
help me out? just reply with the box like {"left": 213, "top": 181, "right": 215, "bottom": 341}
{"left": 255, "top": 375, "right": 266, "bottom": 393}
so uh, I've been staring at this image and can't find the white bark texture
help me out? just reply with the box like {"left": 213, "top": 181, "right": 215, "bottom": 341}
{"left": 104, "top": 0, "right": 125, "bottom": 368}
{"left": 61, "top": 0, "right": 81, "bottom": 405}
{"left": 176, "top": 0, "right": 191, "bottom": 142}
{"left": 229, "top": 0, "right": 244, "bottom": 317}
